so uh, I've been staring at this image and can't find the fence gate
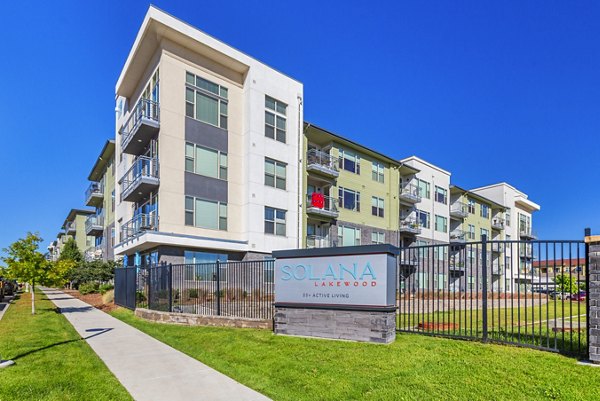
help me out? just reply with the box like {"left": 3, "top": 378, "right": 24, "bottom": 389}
{"left": 397, "top": 237, "right": 587, "bottom": 358}
{"left": 114, "top": 267, "right": 137, "bottom": 310}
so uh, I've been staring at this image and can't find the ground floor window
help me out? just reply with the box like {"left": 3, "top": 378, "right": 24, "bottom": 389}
{"left": 338, "top": 225, "right": 360, "bottom": 247}
{"left": 184, "top": 251, "right": 228, "bottom": 281}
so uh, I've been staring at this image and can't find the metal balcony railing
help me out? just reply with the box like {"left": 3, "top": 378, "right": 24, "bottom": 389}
{"left": 450, "top": 230, "right": 466, "bottom": 243}
{"left": 306, "top": 235, "right": 333, "bottom": 249}
{"left": 491, "top": 217, "right": 505, "bottom": 230}
{"left": 450, "top": 202, "right": 469, "bottom": 218}
{"left": 399, "top": 183, "right": 422, "bottom": 204}
{"left": 85, "top": 214, "right": 104, "bottom": 235}
{"left": 306, "top": 193, "right": 338, "bottom": 213}
{"left": 519, "top": 227, "right": 537, "bottom": 240}
{"left": 120, "top": 156, "right": 159, "bottom": 201}
{"left": 120, "top": 212, "right": 158, "bottom": 242}
{"left": 65, "top": 221, "right": 76, "bottom": 234}
{"left": 399, "top": 218, "right": 422, "bottom": 234}
{"left": 120, "top": 98, "right": 160, "bottom": 153}
{"left": 85, "top": 243, "right": 104, "bottom": 261}
{"left": 85, "top": 181, "right": 104, "bottom": 205}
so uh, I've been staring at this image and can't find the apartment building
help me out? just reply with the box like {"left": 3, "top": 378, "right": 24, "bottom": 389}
{"left": 113, "top": 6, "right": 303, "bottom": 266}
{"left": 303, "top": 123, "right": 402, "bottom": 249}
{"left": 470, "top": 183, "right": 540, "bottom": 291}
{"left": 61, "top": 209, "right": 95, "bottom": 253}
{"left": 83, "top": 140, "right": 116, "bottom": 261}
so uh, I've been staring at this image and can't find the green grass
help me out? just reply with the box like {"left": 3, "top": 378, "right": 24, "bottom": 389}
{"left": 111, "top": 308, "right": 600, "bottom": 401}
{"left": 0, "top": 291, "right": 132, "bottom": 401}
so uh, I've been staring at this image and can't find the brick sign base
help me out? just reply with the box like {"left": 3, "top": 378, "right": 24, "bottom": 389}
{"left": 274, "top": 307, "right": 396, "bottom": 344}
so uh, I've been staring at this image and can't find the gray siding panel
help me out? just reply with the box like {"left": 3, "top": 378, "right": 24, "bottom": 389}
{"left": 185, "top": 172, "right": 228, "bottom": 203}
{"left": 185, "top": 117, "right": 228, "bottom": 152}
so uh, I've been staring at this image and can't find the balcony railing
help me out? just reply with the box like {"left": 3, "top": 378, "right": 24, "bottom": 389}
{"left": 491, "top": 217, "right": 505, "bottom": 230}
{"left": 450, "top": 202, "right": 469, "bottom": 219}
{"left": 399, "top": 183, "right": 422, "bottom": 204}
{"left": 120, "top": 212, "right": 158, "bottom": 243}
{"left": 450, "top": 230, "right": 466, "bottom": 244}
{"left": 84, "top": 243, "right": 104, "bottom": 262}
{"left": 492, "top": 263, "right": 504, "bottom": 275}
{"left": 85, "top": 181, "right": 104, "bottom": 207}
{"left": 120, "top": 155, "right": 159, "bottom": 202}
{"left": 399, "top": 218, "right": 421, "bottom": 235}
{"left": 306, "top": 149, "right": 339, "bottom": 178}
{"left": 120, "top": 98, "right": 160, "bottom": 155}
{"left": 65, "top": 221, "right": 76, "bottom": 234}
{"left": 85, "top": 214, "right": 104, "bottom": 236}
{"left": 306, "top": 235, "right": 333, "bottom": 249}
{"left": 306, "top": 194, "right": 339, "bottom": 219}
{"left": 520, "top": 245, "right": 534, "bottom": 259}
{"left": 519, "top": 227, "right": 537, "bottom": 240}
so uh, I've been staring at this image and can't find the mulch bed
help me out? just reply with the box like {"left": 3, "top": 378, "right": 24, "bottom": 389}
{"left": 62, "top": 289, "right": 119, "bottom": 312}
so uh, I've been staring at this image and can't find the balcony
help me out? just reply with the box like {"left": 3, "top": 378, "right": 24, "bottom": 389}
{"left": 399, "top": 184, "right": 421, "bottom": 204}
{"left": 120, "top": 98, "right": 160, "bottom": 155}
{"left": 85, "top": 214, "right": 104, "bottom": 236}
{"left": 306, "top": 149, "right": 339, "bottom": 178}
{"left": 450, "top": 230, "right": 466, "bottom": 244}
{"left": 120, "top": 156, "right": 159, "bottom": 203}
{"left": 449, "top": 261, "right": 466, "bottom": 273}
{"left": 519, "top": 228, "right": 537, "bottom": 240}
{"left": 120, "top": 213, "right": 158, "bottom": 243}
{"left": 520, "top": 246, "right": 534, "bottom": 259}
{"left": 306, "top": 194, "right": 339, "bottom": 219}
{"left": 85, "top": 182, "right": 104, "bottom": 207}
{"left": 492, "top": 263, "right": 504, "bottom": 275}
{"left": 65, "top": 221, "right": 76, "bottom": 235}
{"left": 306, "top": 235, "right": 333, "bottom": 249}
{"left": 399, "top": 218, "right": 421, "bottom": 235}
{"left": 84, "top": 244, "right": 104, "bottom": 262}
{"left": 491, "top": 217, "right": 505, "bottom": 231}
{"left": 450, "top": 202, "right": 468, "bottom": 219}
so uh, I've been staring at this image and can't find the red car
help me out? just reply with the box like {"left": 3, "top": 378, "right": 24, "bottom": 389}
{"left": 570, "top": 291, "right": 586, "bottom": 301}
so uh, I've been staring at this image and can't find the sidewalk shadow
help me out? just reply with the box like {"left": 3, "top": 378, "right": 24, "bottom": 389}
{"left": 11, "top": 328, "right": 114, "bottom": 361}
{"left": 54, "top": 306, "right": 95, "bottom": 314}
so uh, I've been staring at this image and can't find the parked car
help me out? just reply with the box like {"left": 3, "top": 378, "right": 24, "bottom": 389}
{"left": 550, "top": 291, "right": 569, "bottom": 300}
{"left": 570, "top": 291, "right": 586, "bottom": 302}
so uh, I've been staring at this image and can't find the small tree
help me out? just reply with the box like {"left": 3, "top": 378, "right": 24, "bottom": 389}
{"left": 554, "top": 274, "right": 578, "bottom": 295}
{"left": 59, "top": 238, "right": 83, "bottom": 264}
{"left": 2, "top": 233, "right": 49, "bottom": 314}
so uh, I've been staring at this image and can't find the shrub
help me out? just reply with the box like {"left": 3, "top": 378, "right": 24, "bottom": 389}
{"left": 99, "top": 283, "right": 114, "bottom": 295}
{"left": 187, "top": 288, "right": 199, "bottom": 299}
{"left": 79, "top": 282, "right": 99, "bottom": 295}
{"left": 102, "top": 289, "right": 114, "bottom": 304}
{"left": 136, "top": 291, "right": 146, "bottom": 303}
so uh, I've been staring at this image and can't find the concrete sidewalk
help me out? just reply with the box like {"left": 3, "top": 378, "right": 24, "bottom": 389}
{"left": 0, "top": 295, "right": 15, "bottom": 322}
{"left": 41, "top": 287, "right": 270, "bottom": 401}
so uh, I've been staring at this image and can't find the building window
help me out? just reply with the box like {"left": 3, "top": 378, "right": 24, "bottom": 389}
{"left": 185, "top": 142, "right": 227, "bottom": 180}
{"left": 372, "top": 231, "right": 385, "bottom": 244}
{"left": 418, "top": 179, "right": 430, "bottom": 199}
{"left": 264, "top": 158, "right": 286, "bottom": 190}
{"left": 264, "top": 261, "right": 275, "bottom": 283}
{"left": 481, "top": 204, "right": 490, "bottom": 219}
{"left": 481, "top": 228, "right": 489, "bottom": 238}
{"left": 265, "top": 207, "right": 286, "bottom": 236}
{"left": 371, "top": 161, "right": 384, "bottom": 183}
{"left": 468, "top": 276, "right": 475, "bottom": 290}
{"left": 435, "top": 246, "right": 446, "bottom": 261}
{"left": 435, "top": 215, "right": 447, "bottom": 233}
{"left": 338, "top": 187, "right": 360, "bottom": 212}
{"left": 467, "top": 198, "right": 476, "bottom": 214}
{"left": 338, "top": 225, "right": 361, "bottom": 247}
{"left": 506, "top": 209, "right": 511, "bottom": 226}
{"left": 185, "top": 196, "right": 227, "bottom": 230}
{"left": 265, "top": 96, "right": 287, "bottom": 143}
{"left": 468, "top": 224, "right": 475, "bottom": 240}
{"left": 434, "top": 186, "right": 447, "bottom": 204}
{"left": 185, "top": 72, "right": 228, "bottom": 129}
{"left": 338, "top": 149, "right": 360, "bottom": 174}
{"left": 371, "top": 197, "right": 384, "bottom": 217}
{"left": 184, "top": 251, "right": 228, "bottom": 281}
{"left": 418, "top": 210, "right": 430, "bottom": 229}
{"left": 111, "top": 190, "right": 115, "bottom": 212}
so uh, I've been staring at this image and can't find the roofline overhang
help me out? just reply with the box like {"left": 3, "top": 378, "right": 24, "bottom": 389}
{"left": 88, "top": 140, "right": 115, "bottom": 181}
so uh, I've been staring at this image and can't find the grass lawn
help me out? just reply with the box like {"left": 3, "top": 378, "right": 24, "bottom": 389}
{"left": 111, "top": 308, "right": 600, "bottom": 401}
{"left": 0, "top": 291, "right": 132, "bottom": 401}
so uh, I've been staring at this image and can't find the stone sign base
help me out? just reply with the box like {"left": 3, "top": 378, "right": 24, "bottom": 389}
{"left": 274, "top": 307, "right": 396, "bottom": 344}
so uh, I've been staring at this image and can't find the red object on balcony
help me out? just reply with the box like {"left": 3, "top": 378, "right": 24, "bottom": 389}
{"left": 311, "top": 193, "right": 324, "bottom": 209}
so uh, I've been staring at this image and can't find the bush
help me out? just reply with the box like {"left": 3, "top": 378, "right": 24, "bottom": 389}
{"left": 102, "top": 289, "right": 114, "bottom": 304}
{"left": 79, "top": 282, "right": 99, "bottom": 295}
{"left": 187, "top": 288, "right": 198, "bottom": 299}
{"left": 99, "top": 283, "right": 114, "bottom": 295}
{"left": 136, "top": 291, "right": 146, "bottom": 303}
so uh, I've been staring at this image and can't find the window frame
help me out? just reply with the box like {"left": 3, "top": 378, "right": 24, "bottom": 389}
{"left": 434, "top": 215, "right": 448, "bottom": 233}
{"left": 371, "top": 231, "right": 385, "bottom": 244}
{"left": 418, "top": 179, "right": 431, "bottom": 199}
{"left": 371, "top": 161, "right": 385, "bottom": 183}
{"left": 434, "top": 186, "right": 447, "bottom": 204}
{"left": 338, "top": 149, "right": 361, "bottom": 174}
{"left": 185, "top": 196, "right": 228, "bottom": 231}
{"left": 265, "top": 95, "right": 287, "bottom": 143}
{"left": 417, "top": 209, "right": 430, "bottom": 229}
{"left": 371, "top": 196, "right": 384, "bottom": 217}
{"left": 264, "top": 158, "right": 287, "bottom": 190}
{"left": 264, "top": 206, "right": 287, "bottom": 236}
{"left": 338, "top": 187, "right": 361, "bottom": 212}
{"left": 185, "top": 72, "right": 228, "bottom": 129}
{"left": 185, "top": 142, "right": 228, "bottom": 181}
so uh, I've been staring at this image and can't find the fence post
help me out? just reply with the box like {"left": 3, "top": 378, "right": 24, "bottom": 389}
{"left": 216, "top": 259, "right": 221, "bottom": 316}
{"left": 585, "top": 227, "right": 592, "bottom": 361}
{"left": 481, "top": 234, "right": 488, "bottom": 342}
{"left": 168, "top": 263, "right": 173, "bottom": 313}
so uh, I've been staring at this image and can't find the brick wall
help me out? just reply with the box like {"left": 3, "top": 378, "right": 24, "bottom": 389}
{"left": 588, "top": 242, "right": 600, "bottom": 362}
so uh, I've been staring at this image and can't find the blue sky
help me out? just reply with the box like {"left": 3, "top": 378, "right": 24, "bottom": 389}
{"left": 0, "top": 0, "right": 598, "bottom": 253}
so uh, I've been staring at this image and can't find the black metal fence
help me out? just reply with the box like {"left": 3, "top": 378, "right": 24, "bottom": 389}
{"left": 116, "top": 260, "right": 274, "bottom": 320}
{"left": 114, "top": 267, "right": 137, "bottom": 310}
{"left": 397, "top": 237, "right": 587, "bottom": 358}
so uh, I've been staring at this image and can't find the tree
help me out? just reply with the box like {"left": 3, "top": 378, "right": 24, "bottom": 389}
{"left": 2, "top": 233, "right": 49, "bottom": 314}
{"left": 70, "top": 260, "right": 117, "bottom": 288}
{"left": 554, "top": 274, "right": 578, "bottom": 295}
{"left": 59, "top": 238, "right": 83, "bottom": 264}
